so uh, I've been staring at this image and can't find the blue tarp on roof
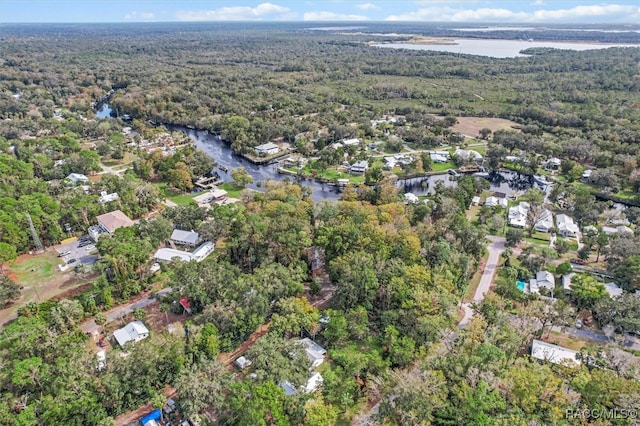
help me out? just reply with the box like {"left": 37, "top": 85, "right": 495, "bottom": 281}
{"left": 140, "top": 409, "right": 162, "bottom": 425}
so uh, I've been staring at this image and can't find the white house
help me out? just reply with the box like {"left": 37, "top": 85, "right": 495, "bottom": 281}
{"left": 99, "top": 191, "right": 120, "bottom": 204}
{"left": 66, "top": 173, "right": 89, "bottom": 184}
{"left": 508, "top": 202, "right": 530, "bottom": 228}
{"left": 485, "top": 196, "right": 508, "bottom": 208}
{"left": 383, "top": 157, "right": 397, "bottom": 170}
{"left": 534, "top": 209, "right": 554, "bottom": 233}
{"left": 280, "top": 373, "right": 324, "bottom": 396}
{"left": 604, "top": 282, "right": 623, "bottom": 299}
{"left": 342, "top": 138, "right": 360, "bottom": 146}
{"left": 544, "top": 157, "right": 562, "bottom": 170}
{"left": 454, "top": 149, "right": 482, "bottom": 163}
{"left": 430, "top": 153, "right": 449, "bottom": 164}
{"left": 297, "top": 338, "right": 327, "bottom": 370}
{"left": 154, "top": 248, "right": 193, "bottom": 263}
{"left": 471, "top": 196, "right": 481, "bottom": 206}
{"left": 404, "top": 193, "right": 419, "bottom": 204}
{"left": 349, "top": 160, "right": 368, "bottom": 175}
{"left": 170, "top": 229, "right": 199, "bottom": 246}
{"left": 96, "top": 350, "right": 106, "bottom": 371}
{"left": 582, "top": 169, "right": 592, "bottom": 181}
{"left": 485, "top": 196, "right": 499, "bottom": 208}
{"left": 191, "top": 241, "right": 215, "bottom": 262}
{"left": 429, "top": 150, "right": 450, "bottom": 160}
{"left": 254, "top": 142, "right": 279, "bottom": 156}
{"left": 529, "top": 270, "right": 555, "bottom": 294}
{"left": 556, "top": 214, "right": 579, "bottom": 238}
{"left": 113, "top": 321, "right": 149, "bottom": 347}
{"left": 531, "top": 339, "right": 581, "bottom": 366}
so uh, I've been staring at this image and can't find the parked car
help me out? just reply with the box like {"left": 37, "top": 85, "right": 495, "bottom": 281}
{"left": 58, "top": 250, "right": 71, "bottom": 257}
{"left": 78, "top": 240, "right": 93, "bottom": 248}
{"left": 66, "top": 258, "right": 77, "bottom": 265}
{"left": 575, "top": 319, "right": 583, "bottom": 329}
{"left": 570, "top": 258, "right": 586, "bottom": 265}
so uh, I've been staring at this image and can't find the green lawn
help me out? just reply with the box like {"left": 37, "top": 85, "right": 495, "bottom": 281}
{"left": 431, "top": 161, "right": 456, "bottom": 172}
{"left": 9, "top": 251, "right": 59, "bottom": 287}
{"left": 167, "top": 192, "right": 200, "bottom": 206}
{"left": 219, "top": 182, "right": 245, "bottom": 198}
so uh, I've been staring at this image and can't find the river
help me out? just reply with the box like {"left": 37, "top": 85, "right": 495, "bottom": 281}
{"left": 180, "top": 127, "right": 535, "bottom": 201}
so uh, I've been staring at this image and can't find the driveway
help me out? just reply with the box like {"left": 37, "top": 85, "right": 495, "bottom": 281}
{"left": 56, "top": 238, "right": 99, "bottom": 269}
{"left": 81, "top": 287, "right": 173, "bottom": 334}
{"left": 459, "top": 235, "right": 506, "bottom": 327}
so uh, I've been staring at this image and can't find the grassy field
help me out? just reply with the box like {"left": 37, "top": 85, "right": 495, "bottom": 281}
{"left": 9, "top": 251, "right": 59, "bottom": 287}
{"left": 431, "top": 160, "right": 456, "bottom": 172}
{"left": 219, "top": 182, "right": 245, "bottom": 199}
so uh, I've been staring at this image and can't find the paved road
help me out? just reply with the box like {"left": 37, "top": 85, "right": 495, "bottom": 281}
{"left": 550, "top": 325, "right": 640, "bottom": 351}
{"left": 459, "top": 235, "right": 506, "bottom": 327}
{"left": 81, "top": 287, "right": 173, "bottom": 334}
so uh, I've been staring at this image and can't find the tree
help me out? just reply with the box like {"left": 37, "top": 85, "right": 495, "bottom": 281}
{"left": 270, "top": 296, "right": 320, "bottom": 338}
{"left": 554, "top": 239, "right": 570, "bottom": 256}
{"left": 478, "top": 128, "right": 492, "bottom": 140}
{"left": 245, "top": 334, "right": 310, "bottom": 388}
{"left": 304, "top": 395, "right": 339, "bottom": 426}
{"left": 231, "top": 166, "right": 253, "bottom": 188}
{"left": 505, "top": 229, "right": 524, "bottom": 247}
{"left": 174, "top": 360, "right": 230, "bottom": 420}
{"left": 0, "top": 275, "right": 20, "bottom": 307}
{"left": 0, "top": 242, "right": 17, "bottom": 275}
{"left": 571, "top": 274, "right": 607, "bottom": 309}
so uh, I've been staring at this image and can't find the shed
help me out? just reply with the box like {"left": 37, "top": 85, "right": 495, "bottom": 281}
{"left": 235, "top": 356, "right": 252, "bottom": 370}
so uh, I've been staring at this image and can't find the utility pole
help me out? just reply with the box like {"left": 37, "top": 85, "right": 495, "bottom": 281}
{"left": 26, "top": 212, "right": 44, "bottom": 253}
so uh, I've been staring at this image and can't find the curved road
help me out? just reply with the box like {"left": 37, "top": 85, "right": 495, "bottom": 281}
{"left": 459, "top": 235, "right": 506, "bottom": 327}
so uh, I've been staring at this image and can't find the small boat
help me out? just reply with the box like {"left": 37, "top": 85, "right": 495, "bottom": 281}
{"left": 218, "top": 165, "right": 229, "bottom": 172}
{"left": 533, "top": 175, "right": 549, "bottom": 185}
{"left": 473, "top": 172, "right": 490, "bottom": 178}
{"left": 448, "top": 169, "right": 460, "bottom": 177}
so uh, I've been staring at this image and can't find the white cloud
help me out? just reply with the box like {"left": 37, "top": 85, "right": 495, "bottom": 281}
{"left": 176, "top": 2, "right": 293, "bottom": 21}
{"left": 303, "top": 11, "right": 369, "bottom": 21}
{"left": 386, "top": 4, "right": 640, "bottom": 22}
{"left": 531, "top": 0, "right": 545, "bottom": 5}
{"left": 356, "top": 3, "right": 379, "bottom": 10}
{"left": 124, "top": 11, "right": 155, "bottom": 21}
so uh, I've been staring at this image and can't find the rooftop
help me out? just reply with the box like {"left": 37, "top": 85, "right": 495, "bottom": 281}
{"left": 531, "top": 339, "right": 580, "bottom": 366}
{"left": 170, "top": 229, "right": 199, "bottom": 245}
{"left": 96, "top": 210, "right": 134, "bottom": 234}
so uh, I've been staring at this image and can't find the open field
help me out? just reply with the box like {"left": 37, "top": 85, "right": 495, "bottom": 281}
{"left": 1, "top": 250, "right": 97, "bottom": 325}
{"left": 452, "top": 116, "right": 521, "bottom": 138}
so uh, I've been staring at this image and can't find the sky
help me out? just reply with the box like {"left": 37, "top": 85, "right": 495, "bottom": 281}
{"left": 1, "top": 1, "right": 639, "bottom": 24}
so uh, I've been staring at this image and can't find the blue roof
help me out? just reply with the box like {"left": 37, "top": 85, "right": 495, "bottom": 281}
{"left": 140, "top": 410, "right": 162, "bottom": 425}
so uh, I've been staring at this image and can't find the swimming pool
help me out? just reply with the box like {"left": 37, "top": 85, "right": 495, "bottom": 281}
{"left": 516, "top": 280, "right": 526, "bottom": 292}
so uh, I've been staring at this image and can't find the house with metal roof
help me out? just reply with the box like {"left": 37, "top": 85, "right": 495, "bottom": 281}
{"left": 113, "top": 321, "right": 149, "bottom": 347}
{"left": 170, "top": 229, "right": 199, "bottom": 246}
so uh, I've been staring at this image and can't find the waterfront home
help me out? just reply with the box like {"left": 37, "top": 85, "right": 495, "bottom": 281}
{"left": 454, "top": 149, "right": 483, "bottom": 164}
{"left": 404, "top": 193, "right": 419, "bottom": 204}
{"left": 485, "top": 196, "right": 508, "bottom": 208}
{"left": 255, "top": 142, "right": 279, "bottom": 156}
{"left": 349, "top": 160, "right": 368, "bottom": 175}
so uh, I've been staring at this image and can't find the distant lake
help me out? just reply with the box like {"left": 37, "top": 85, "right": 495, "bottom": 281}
{"left": 373, "top": 39, "right": 640, "bottom": 58}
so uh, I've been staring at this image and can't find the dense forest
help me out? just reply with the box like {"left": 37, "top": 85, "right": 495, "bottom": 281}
{"left": 0, "top": 23, "right": 640, "bottom": 425}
